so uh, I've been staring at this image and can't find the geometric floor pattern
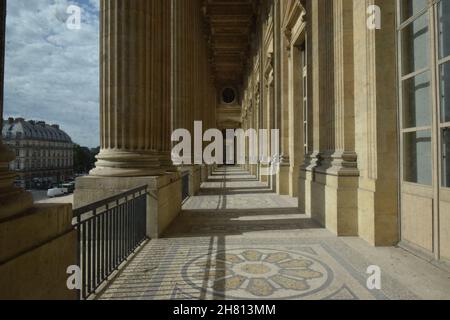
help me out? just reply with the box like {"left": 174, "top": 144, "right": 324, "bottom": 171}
{"left": 99, "top": 167, "right": 450, "bottom": 300}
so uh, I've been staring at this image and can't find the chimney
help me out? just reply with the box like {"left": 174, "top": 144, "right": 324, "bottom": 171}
{"left": 8, "top": 117, "right": 14, "bottom": 124}
{"left": 37, "top": 121, "right": 46, "bottom": 127}
{"left": 51, "top": 124, "right": 60, "bottom": 130}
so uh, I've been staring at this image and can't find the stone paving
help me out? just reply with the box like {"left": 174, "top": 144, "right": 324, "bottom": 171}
{"left": 99, "top": 167, "right": 450, "bottom": 300}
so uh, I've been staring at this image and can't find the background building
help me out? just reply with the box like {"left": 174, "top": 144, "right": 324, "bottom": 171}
{"left": 2, "top": 117, "right": 74, "bottom": 189}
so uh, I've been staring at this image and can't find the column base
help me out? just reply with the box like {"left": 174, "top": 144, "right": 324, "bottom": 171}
{"left": 358, "top": 177, "right": 399, "bottom": 246}
{"left": 200, "top": 165, "right": 209, "bottom": 183}
{"left": 276, "top": 162, "right": 290, "bottom": 196}
{"left": 251, "top": 164, "right": 258, "bottom": 177}
{"left": 259, "top": 163, "right": 269, "bottom": 183}
{"left": 314, "top": 171, "right": 359, "bottom": 236}
{"left": 90, "top": 150, "right": 177, "bottom": 177}
{"left": 289, "top": 166, "right": 299, "bottom": 197}
{"left": 300, "top": 151, "right": 359, "bottom": 236}
{"left": 0, "top": 188, "right": 33, "bottom": 220}
{"left": 74, "top": 172, "right": 182, "bottom": 239}
{"left": 299, "top": 167, "right": 314, "bottom": 216}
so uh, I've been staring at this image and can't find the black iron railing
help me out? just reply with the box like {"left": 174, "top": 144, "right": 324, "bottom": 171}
{"left": 73, "top": 185, "right": 148, "bottom": 300}
{"left": 182, "top": 171, "right": 190, "bottom": 202}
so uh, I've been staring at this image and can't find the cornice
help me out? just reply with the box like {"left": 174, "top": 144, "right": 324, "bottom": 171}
{"left": 281, "top": 0, "right": 306, "bottom": 43}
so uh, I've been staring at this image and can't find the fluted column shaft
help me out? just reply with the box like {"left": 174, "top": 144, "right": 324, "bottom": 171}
{"left": 331, "top": 0, "right": 358, "bottom": 175}
{"left": 280, "top": 35, "right": 290, "bottom": 165}
{"left": 306, "top": 0, "right": 334, "bottom": 168}
{"left": 92, "top": 0, "right": 174, "bottom": 177}
{"left": 0, "top": 0, "right": 33, "bottom": 218}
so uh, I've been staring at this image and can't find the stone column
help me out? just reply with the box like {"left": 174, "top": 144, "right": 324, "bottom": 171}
{"left": 172, "top": 0, "right": 214, "bottom": 194}
{"left": 76, "top": 0, "right": 182, "bottom": 239}
{"left": 284, "top": 13, "right": 306, "bottom": 198}
{"left": 252, "top": 97, "right": 258, "bottom": 176}
{"left": 299, "top": 0, "right": 334, "bottom": 221}
{"left": 330, "top": 0, "right": 358, "bottom": 176}
{"left": 355, "top": 0, "right": 398, "bottom": 246}
{"left": 320, "top": 0, "right": 359, "bottom": 236}
{"left": 0, "top": 0, "right": 32, "bottom": 219}
{"left": 275, "top": 0, "right": 290, "bottom": 195}
{"left": 91, "top": 0, "right": 175, "bottom": 177}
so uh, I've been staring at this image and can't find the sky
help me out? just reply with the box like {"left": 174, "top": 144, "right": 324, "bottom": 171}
{"left": 4, "top": 0, "right": 100, "bottom": 148}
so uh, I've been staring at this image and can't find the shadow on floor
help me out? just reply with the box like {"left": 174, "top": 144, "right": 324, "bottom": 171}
{"left": 98, "top": 167, "right": 450, "bottom": 300}
{"left": 101, "top": 166, "right": 321, "bottom": 299}
{"left": 164, "top": 166, "right": 321, "bottom": 238}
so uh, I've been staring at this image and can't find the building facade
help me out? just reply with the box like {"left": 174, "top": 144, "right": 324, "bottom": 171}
{"left": 235, "top": 0, "right": 449, "bottom": 263}
{"left": 2, "top": 118, "right": 74, "bottom": 189}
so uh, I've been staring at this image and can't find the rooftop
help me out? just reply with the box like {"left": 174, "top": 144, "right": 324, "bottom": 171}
{"left": 2, "top": 117, "right": 72, "bottom": 143}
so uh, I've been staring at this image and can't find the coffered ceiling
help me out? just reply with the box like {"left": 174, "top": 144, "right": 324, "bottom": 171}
{"left": 203, "top": 0, "right": 258, "bottom": 87}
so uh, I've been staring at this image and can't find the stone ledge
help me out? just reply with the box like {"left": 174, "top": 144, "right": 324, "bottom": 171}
{"left": 0, "top": 203, "right": 73, "bottom": 263}
{"left": 0, "top": 230, "right": 77, "bottom": 300}
{"left": 75, "top": 172, "right": 182, "bottom": 239}
{"left": 74, "top": 173, "right": 181, "bottom": 207}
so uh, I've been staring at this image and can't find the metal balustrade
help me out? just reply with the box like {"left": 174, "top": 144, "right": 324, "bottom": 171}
{"left": 73, "top": 185, "right": 148, "bottom": 300}
{"left": 181, "top": 171, "right": 190, "bottom": 202}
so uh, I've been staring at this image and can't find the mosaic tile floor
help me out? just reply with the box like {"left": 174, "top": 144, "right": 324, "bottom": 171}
{"left": 99, "top": 167, "right": 450, "bottom": 300}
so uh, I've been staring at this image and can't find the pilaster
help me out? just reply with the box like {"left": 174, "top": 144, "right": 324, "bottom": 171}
{"left": 354, "top": 0, "right": 399, "bottom": 246}
{"left": 317, "top": 0, "right": 359, "bottom": 236}
{"left": 299, "top": 0, "right": 333, "bottom": 222}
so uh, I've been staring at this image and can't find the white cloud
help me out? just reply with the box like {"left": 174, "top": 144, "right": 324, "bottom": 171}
{"left": 4, "top": 0, "right": 100, "bottom": 147}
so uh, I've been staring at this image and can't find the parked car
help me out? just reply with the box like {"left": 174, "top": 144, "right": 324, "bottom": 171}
{"left": 47, "top": 187, "right": 65, "bottom": 198}
{"left": 61, "top": 182, "right": 75, "bottom": 194}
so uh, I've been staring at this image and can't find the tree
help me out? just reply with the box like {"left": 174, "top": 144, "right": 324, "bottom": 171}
{"left": 73, "top": 144, "right": 99, "bottom": 174}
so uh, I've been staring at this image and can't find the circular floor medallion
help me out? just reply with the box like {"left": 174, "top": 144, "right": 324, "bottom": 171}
{"left": 182, "top": 248, "right": 333, "bottom": 299}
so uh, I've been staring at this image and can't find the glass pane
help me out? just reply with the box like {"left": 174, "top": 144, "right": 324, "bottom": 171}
{"left": 441, "top": 61, "right": 450, "bottom": 123}
{"left": 403, "top": 130, "right": 432, "bottom": 185}
{"left": 400, "top": 0, "right": 428, "bottom": 22}
{"left": 302, "top": 47, "right": 306, "bottom": 66}
{"left": 438, "top": 0, "right": 450, "bottom": 59}
{"left": 402, "top": 72, "right": 431, "bottom": 128}
{"left": 401, "top": 13, "right": 429, "bottom": 75}
{"left": 442, "top": 128, "right": 450, "bottom": 188}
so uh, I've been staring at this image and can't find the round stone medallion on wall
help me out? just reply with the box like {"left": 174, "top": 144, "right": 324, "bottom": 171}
{"left": 182, "top": 248, "right": 333, "bottom": 299}
{"left": 220, "top": 87, "right": 238, "bottom": 105}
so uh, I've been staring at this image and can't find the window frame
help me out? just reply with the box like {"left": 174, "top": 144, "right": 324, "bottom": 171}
{"left": 397, "top": 0, "right": 448, "bottom": 188}
{"left": 300, "top": 42, "right": 308, "bottom": 156}
{"left": 435, "top": 0, "right": 450, "bottom": 188}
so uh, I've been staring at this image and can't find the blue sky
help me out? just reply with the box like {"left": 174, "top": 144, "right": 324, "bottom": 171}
{"left": 4, "top": 0, "right": 100, "bottom": 147}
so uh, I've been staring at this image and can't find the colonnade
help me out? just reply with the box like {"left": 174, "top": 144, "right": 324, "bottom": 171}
{"left": 239, "top": 0, "right": 399, "bottom": 245}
